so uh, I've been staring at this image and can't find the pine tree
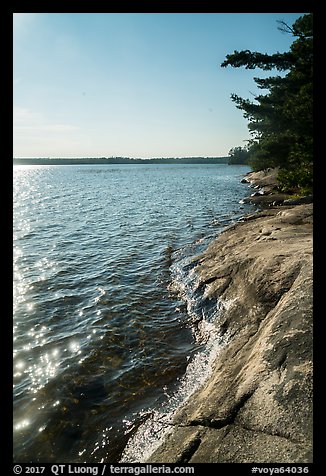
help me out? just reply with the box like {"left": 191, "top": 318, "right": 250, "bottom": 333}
{"left": 221, "top": 14, "right": 313, "bottom": 193}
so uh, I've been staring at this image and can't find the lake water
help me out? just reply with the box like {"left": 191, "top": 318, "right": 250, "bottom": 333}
{"left": 13, "top": 163, "right": 252, "bottom": 463}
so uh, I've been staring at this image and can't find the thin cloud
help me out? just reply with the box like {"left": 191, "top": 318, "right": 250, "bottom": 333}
{"left": 13, "top": 106, "right": 79, "bottom": 132}
{"left": 13, "top": 106, "right": 81, "bottom": 156}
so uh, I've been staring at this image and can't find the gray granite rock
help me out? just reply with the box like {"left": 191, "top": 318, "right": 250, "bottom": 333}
{"left": 146, "top": 204, "right": 313, "bottom": 463}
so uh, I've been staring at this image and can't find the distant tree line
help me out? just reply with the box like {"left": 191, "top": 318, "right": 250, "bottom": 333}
{"left": 13, "top": 156, "right": 229, "bottom": 165}
{"left": 222, "top": 13, "right": 312, "bottom": 194}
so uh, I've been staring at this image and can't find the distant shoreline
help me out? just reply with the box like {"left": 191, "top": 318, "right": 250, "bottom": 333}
{"left": 13, "top": 157, "right": 231, "bottom": 166}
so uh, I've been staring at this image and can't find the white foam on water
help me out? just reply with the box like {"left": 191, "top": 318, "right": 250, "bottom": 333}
{"left": 120, "top": 240, "right": 237, "bottom": 463}
{"left": 120, "top": 317, "right": 229, "bottom": 462}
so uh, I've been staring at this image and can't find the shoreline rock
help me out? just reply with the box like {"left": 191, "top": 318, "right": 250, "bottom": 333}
{"left": 145, "top": 202, "right": 313, "bottom": 463}
{"left": 241, "top": 167, "right": 280, "bottom": 191}
{"left": 240, "top": 168, "right": 313, "bottom": 207}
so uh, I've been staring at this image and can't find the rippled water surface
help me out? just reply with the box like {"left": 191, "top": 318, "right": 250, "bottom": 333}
{"left": 13, "top": 163, "right": 252, "bottom": 462}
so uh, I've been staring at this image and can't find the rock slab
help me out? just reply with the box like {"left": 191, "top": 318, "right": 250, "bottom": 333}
{"left": 147, "top": 204, "right": 313, "bottom": 463}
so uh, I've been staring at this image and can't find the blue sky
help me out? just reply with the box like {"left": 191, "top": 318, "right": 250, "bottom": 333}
{"left": 13, "top": 12, "right": 305, "bottom": 158}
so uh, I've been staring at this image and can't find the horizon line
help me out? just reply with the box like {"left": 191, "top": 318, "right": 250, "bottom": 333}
{"left": 13, "top": 155, "right": 229, "bottom": 160}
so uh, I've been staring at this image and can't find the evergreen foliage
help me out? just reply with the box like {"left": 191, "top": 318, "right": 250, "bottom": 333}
{"left": 228, "top": 146, "right": 250, "bottom": 165}
{"left": 221, "top": 14, "right": 313, "bottom": 193}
